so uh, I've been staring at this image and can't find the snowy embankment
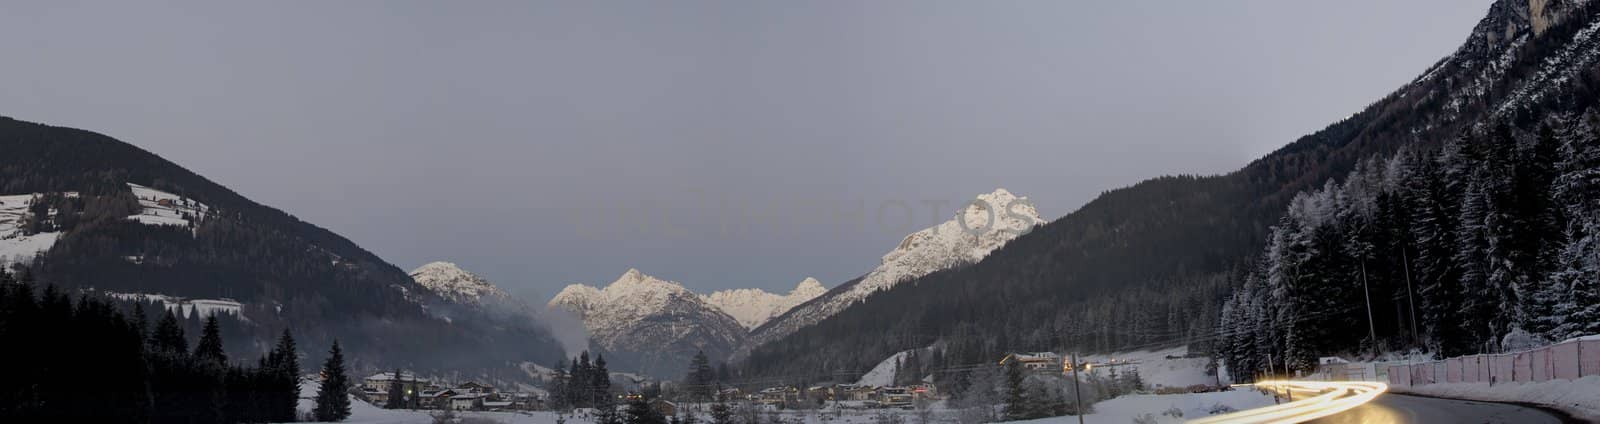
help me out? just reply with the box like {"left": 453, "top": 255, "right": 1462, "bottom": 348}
{"left": 1390, "top": 376, "right": 1600, "bottom": 422}
{"left": 1006, "top": 389, "right": 1277, "bottom": 424}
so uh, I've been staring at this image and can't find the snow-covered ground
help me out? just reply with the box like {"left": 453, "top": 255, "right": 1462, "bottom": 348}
{"left": 127, "top": 183, "right": 209, "bottom": 227}
{"left": 0, "top": 193, "right": 65, "bottom": 265}
{"left": 857, "top": 350, "right": 912, "bottom": 387}
{"left": 105, "top": 291, "right": 245, "bottom": 320}
{"left": 1079, "top": 346, "right": 1227, "bottom": 390}
{"left": 1005, "top": 389, "right": 1277, "bottom": 424}
{"left": 2, "top": 184, "right": 211, "bottom": 265}
{"left": 1391, "top": 375, "right": 1600, "bottom": 422}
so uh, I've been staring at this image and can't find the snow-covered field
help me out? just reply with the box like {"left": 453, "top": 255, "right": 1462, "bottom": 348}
{"left": 1004, "top": 389, "right": 1277, "bottom": 424}
{"left": 105, "top": 291, "right": 245, "bottom": 320}
{"left": 1391, "top": 375, "right": 1600, "bottom": 422}
{"left": 127, "top": 183, "right": 209, "bottom": 227}
{"left": 0, "top": 193, "right": 65, "bottom": 265}
{"left": 1079, "top": 346, "right": 1227, "bottom": 390}
{"left": 2, "top": 184, "right": 211, "bottom": 265}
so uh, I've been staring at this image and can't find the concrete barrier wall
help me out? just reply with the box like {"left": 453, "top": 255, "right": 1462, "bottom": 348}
{"left": 1384, "top": 336, "right": 1599, "bottom": 387}
{"left": 1581, "top": 339, "right": 1599, "bottom": 378}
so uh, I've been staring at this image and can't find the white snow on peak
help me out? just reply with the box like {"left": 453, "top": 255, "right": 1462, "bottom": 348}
{"left": 546, "top": 269, "right": 747, "bottom": 361}
{"left": 409, "top": 261, "right": 511, "bottom": 304}
{"left": 549, "top": 269, "right": 698, "bottom": 320}
{"left": 741, "top": 188, "right": 1044, "bottom": 356}
{"left": 703, "top": 277, "right": 829, "bottom": 329}
{"left": 857, "top": 188, "right": 1041, "bottom": 303}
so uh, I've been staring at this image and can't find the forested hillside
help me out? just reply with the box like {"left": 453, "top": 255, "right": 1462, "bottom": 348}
{"left": 1219, "top": 114, "right": 1600, "bottom": 379}
{"left": 740, "top": 0, "right": 1600, "bottom": 387}
{"left": 0, "top": 117, "right": 564, "bottom": 376}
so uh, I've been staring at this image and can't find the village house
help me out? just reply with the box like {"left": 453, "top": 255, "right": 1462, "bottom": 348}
{"left": 450, "top": 393, "right": 487, "bottom": 410}
{"left": 417, "top": 389, "right": 456, "bottom": 410}
{"left": 1000, "top": 352, "right": 1063, "bottom": 373}
{"left": 876, "top": 387, "right": 913, "bottom": 409}
{"left": 756, "top": 386, "right": 799, "bottom": 405}
{"left": 456, "top": 381, "right": 496, "bottom": 394}
{"left": 360, "top": 371, "right": 432, "bottom": 407}
{"left": 833, "top": 384, "right": 875, "bottom": 401}
{"left": 363, "top": 371, "right": 432, "bottom": 394}
{"left": 806, "top": 385, "right": 832, "bottom": 400}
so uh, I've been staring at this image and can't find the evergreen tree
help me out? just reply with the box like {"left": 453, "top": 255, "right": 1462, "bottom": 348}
{"left": 152, "top": 310, "right": 188, "bottom": 354}
{"left": 550, "top": 358, "right": 571, "bottom": 410}
{"left": 314, "top": 341, "right": 352, "bottom": 422}
{"left": 385, "top": 367, "right": 406, "bottom": 409}
{"left": 1002, "top": 357, "right": 1027, "bottom": 421}
{"left": 685, "top": 350, "right": 714, "bottom": 401}
{"left": 267, "top": 329, "right": 301, "bottom": 422}
{"left": 594, "top": 354, "right": 619, "bottom": 424}
{"left": 194, "top": 315, "right": 227, "bottom": 364}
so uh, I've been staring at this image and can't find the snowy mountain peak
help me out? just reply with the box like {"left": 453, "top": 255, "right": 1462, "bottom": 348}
{"left": 739, "top": 188, "right": 1045, "bottom": 357}
{"left": 618, "top": 268, "right": 646, "bottom": 285}
{"left": 547, "top": 269, "right": 747, "bottom": 375}
{"left": 703, "top": 278, "right": 830, "bottom": 330}
{"left": 409, "top": 261, "right": 510, "bottom": 304}
{"left": 791, "top": 277, "right": 826, "bottom": 297}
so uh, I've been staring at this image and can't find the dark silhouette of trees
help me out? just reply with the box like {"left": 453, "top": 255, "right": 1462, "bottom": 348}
{"left": 0, "top": 270, "right": 302, "bottom": 423}
{"left": 315, "top": 341, "right": 352, "bottom": 422}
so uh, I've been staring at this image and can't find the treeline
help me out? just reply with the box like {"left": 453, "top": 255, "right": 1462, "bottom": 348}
{"left": 0, "top": 268, "right": 303, "bottom": 423}
{"left": 1219, "top": 113, "right": 1600, "bottom": 379}
{"left": 546, "top": 350, "right": 618, "bottom": 420}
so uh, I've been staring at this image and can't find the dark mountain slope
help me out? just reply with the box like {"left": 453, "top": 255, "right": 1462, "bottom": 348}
{"left": 0, "top": 116, "right": 564, "bottom": 375}
{"left": 742, "top": 0, "right": 1600, "bottom": 382}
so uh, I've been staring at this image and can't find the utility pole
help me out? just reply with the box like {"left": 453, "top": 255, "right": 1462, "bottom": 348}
{"left": 1070, "top": 352, "right": 1084, "bottom": 424}
{"left": 1360, "top": 258, "right": 1377, "bottom": 357}
{"left": 1401, "top": 247, "right": 1419, "bottom": 347}
{"left": 1283, "top": 355, "right": 1292, "bottom": 402}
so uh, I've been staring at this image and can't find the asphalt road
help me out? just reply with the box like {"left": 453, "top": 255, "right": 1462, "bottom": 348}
{"left": 1306, "top": 392, "right": 1569, "bottom": 424}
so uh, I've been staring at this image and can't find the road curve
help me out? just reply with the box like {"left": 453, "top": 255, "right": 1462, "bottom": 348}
{"left": 1189, "top": 381, "right": 1388, "bottom": 424}
{"left": 1306, "top": 392, "right": 1569, "bottom": 424}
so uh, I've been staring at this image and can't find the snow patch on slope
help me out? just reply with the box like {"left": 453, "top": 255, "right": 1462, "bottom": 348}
{"left": 127, "top": 183, "right": 210, "bottom": 228}
{"left": 703, "top": 277, "right": 828, "bottom": 329}
{"left": 0, "top": 194, "right": 63, "bottom": 265}
{"left": 105, "top": 291, "right": 245, "bottom": 320}
{"left": 857, "top": 350, "right": 912, "bottom": 387}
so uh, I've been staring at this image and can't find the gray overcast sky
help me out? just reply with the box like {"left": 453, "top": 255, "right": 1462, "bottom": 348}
{"left": 2, "top": 1, "right": 1488, "bottom": 300}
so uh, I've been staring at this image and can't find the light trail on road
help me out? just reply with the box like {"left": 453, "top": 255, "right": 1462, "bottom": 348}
{"left": 1187, "top": 381, "right": 1389, "bottom": 424}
